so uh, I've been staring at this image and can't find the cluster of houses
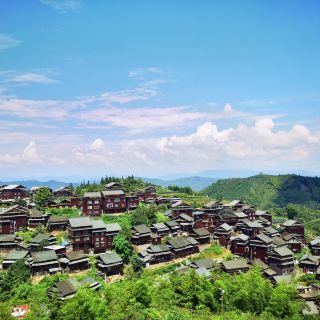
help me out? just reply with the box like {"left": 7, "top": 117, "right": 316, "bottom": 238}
{"left": 0, "top": 183, "right": 158, "bottom": 214}
{"left": 2, "top": 182, "right": 320, "bottom": 314}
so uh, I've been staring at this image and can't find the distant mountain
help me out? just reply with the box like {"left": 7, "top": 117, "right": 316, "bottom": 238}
{"left": 141, "top": 176, "right": 218, "bottom": 191}
{"left": 0, "top": 180, "right": 79, "bottom": 190}
{"left": 202, "top": 174, "right": 320, "bottom": 209}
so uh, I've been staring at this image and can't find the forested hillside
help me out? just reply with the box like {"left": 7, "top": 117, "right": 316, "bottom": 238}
{"left": 203, "top": 174, "right": 320, "bottom": 210}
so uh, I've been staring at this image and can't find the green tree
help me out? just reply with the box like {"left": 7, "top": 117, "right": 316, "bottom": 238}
{"left": 264, "top": 283, "right": 302, "bottom": 319}
{"left": 130, "top": 254, "right": 144, "bottom": 275}
{"left": 33, "top": 188, "right": 52, "bottom": 210}
{"left": 112, "top": 234, "right": 133, "bottom": 264}
{"left": 58, "top": 287, "right": 108, "bottom": 320}
{"left": 0, "top": 302, "right": 14, "bottom": 320}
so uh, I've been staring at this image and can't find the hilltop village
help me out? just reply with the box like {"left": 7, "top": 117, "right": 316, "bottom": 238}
{"left": 0, "top": 180, "right": 320, "bottom": 318}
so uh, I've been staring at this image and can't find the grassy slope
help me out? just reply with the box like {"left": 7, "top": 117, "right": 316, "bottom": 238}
{"left": 202, "top": 174, "right": 320, "bottom": 209}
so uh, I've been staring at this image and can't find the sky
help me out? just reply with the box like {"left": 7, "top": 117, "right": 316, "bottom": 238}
{"left": 0, "top": 0, "right": 320, "bottom": 181}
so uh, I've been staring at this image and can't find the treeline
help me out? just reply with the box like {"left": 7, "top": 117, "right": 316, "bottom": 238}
{"left": 0, "top": 260, "right": 308, "bottom": 320}
{"left": 75, "top": 175, "right": 154, "bottom": 196}
{"left": 168, "top": 185, "right": 194, "bottom": 195}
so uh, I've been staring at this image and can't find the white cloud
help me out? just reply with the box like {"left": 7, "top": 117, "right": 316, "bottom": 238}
{"left": 68, "top": 119, "right": 320, "bottom": 176}
{"left": 0, "top": 34, "right": 21, "bottom": 49}
{"left": 39, "top": 0, "right": 82, "bottom": 12}
{"left": 6, "top": 72, "right": 57, "bottom": 84}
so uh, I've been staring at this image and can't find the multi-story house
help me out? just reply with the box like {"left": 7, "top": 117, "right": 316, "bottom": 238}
{"left": 102, "top": 190, "right": 126, "bottom": 213}
{"left": 248, "top": 233, "right": 274, "bottom": 261}
{"left": 230, "top": 234, "right": 249, "bottom": 257}
{"left": 67, "top": 217, "right": 93, "bottom": 252}
{"left": 280, "top": 220, "right": 305, "bottom": 238}
{"left": 171, "top": 201, "right": 193, "bottom": 218}
{"left": 125, "top": 194, "right": 140, "bottom": 211}
{"left": 53, "top": 186, "right": 74, "bottom": 198}
{"left": 0, "top": 205, "right": 29, "bottom": 234}
{"left": 82, "top": 192, "right": 103, "bottom": 216}
{"left": 267, "top": 246, "right": 294, "bottom": 275}
{"left": 214, "top": 223, "right": 233, "bottom": 246}
{"left": 0, "top": 185, "right": 28, "bottom": 200}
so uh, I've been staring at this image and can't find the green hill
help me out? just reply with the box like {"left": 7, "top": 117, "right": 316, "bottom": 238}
{"left": 202, "top": 174, "right": 320, "bottom": 210}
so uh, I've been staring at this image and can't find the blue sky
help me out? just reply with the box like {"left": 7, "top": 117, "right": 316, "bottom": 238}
{"left": 0, "top": 0, "right": 320, "bottom": 180}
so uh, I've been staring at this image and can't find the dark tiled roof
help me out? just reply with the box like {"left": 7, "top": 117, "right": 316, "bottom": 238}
{"left": 132, "top": 224, "right": 151, "bottom": 234}
{"left": 99, "top": 252, "right": 122, "bottom": 265}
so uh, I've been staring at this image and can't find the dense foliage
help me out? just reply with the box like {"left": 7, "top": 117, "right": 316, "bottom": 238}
{"left": 33, "top": 187, "right": 53, "bottom": 210}
{"left": 0, "top": 263, "right": 307, "bottom": 320}
{"left": 203, "top": 174, "right": 320, "bottom": 209}
{"left": 75, "top": 175, "right": 152, "bottom": 196}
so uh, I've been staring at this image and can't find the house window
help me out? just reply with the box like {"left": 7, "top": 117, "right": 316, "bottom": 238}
{"left": 88, "top": 205, "right": 92, "bottom": 209}
{"left": 94, "top": 200, "right": 99, "bottom": 204}
{"left": 114, "top": 198, "right": 120, "bottom": 202}
{"left": 88, "top": 200, "right": 93, "bottom": 204}
{"left": 75, "top": 237, "right": 80, "bottom": 242}
{"left": 107, "top": 203, "right": 113, "bottom": 208}
{"left": 84, "top": 236, "right": 90, "bottom": 241}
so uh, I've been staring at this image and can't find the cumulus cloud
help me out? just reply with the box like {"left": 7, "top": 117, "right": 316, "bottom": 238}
{"left": 68, "top": 119, "right": 320, "bottom": 175}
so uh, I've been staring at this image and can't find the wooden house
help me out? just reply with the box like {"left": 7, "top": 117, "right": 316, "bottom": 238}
{"left": 282, "top": 234, "right": 302, "bottom": 252}
{"left": 0, "top": 184, "right": 28, "bottom": 200}
{"left": 47, "top": 215, "right": 68, "bottom": 231}
{"left": 280, "top": 220, "right": 305, "bottom": 238}
{"left": 299, "top": 255, "right": 320, "bottom": 274}
{"left": 173, "top": 213, "right": 194, "bottom": 232}
{"left": 0, "top": 234, "right": 21, "bottom": 252}
{"left": 310, "top": 238, "right": 320, "bottom": 256}
{"left": 105, "top": 223, "right": 122, "bottom": 249}
{"left": 28, "top": 209, "right": 47, "bottom": 228}
{"left": 236, "top": 218, "right": 264, "bottom": 237}
{"left": 53, "top": 186, "right": 73, "bottom": 198}
{"left": 2, "top": 250, "right": 29, "bottom": 269}
{"left": 190, "top": 228, "right": 211, "bottom": 244}
{"left": 28, "top": 251, "right": 61, "bottom": 275}
{"left": 171, "top": 201, "right": 193, "bottom": 218}
{"left": 131, "top": 224, "right": 152, "bottom": 245}
{"left": 106, "top": 182, "right": 123, "bottom": 190}
{"left": 82, "top": 192, "right": 103, "bottom": 216}
{"left": 255, "top": 210, "right": 272, "bottom": 223}
{"left": 59, "top": 251, "right": 89, "bottom": 271}
{"left": 92, "top": 219, "right": 108, "bottom": 253}
{"left": 221, "top": 259, "right": 249, "bottom": 274}
{"left": 70, "top": 197, "right": 82, "bottom": 209}
{"left": 48, "top": 277, "right": 100, "bottom": 300}
{"left": 102, "top": 190, "right": 126, "bottom": 213}
{"left": 230, "top": 234, "right": 249, "bottom": 257}
{"left": 224, "top": 200, "right": 245, "bottom": 211}
{"left": 0, "top": 205, "right": 29, "bottom": 233}
{"left": 216, "top": 208, "right": 241, "bottom": 226}
{"left": 29, "top": 233, "right": 56, "bottom": 252}
{"left": 267, "top": 246, "right": 294, "bottom": 275}
{"left": 249, "top": 233, "right": 274, "bottom": 261}
{"left": 151, "top": 223, "right": 170, "bottom": 237}
{"left": 144, "top": 186, "right": 157, "bottom": 200}
{"left": 213, "top": 223, "right": 232, "bottom": 246}
{"left": 67, "top": 217, "right": 93, "bottom": 252}
{"left": 142, "top": 244, "right": 172, "bottom": 264}
{"left": 96, "top": 252, "right": 123, "bottom": 275}
{"left": 165, "top": 220, "right": 181, "bottom": 237}
{"left": 125, "top": 195, "right": 140, "bottom": 211}
{"left": 262, "top": 226, "right": 280, "bottom": 238}
{"left": 166, "top": 237, "right": 199, "bottom": 258}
